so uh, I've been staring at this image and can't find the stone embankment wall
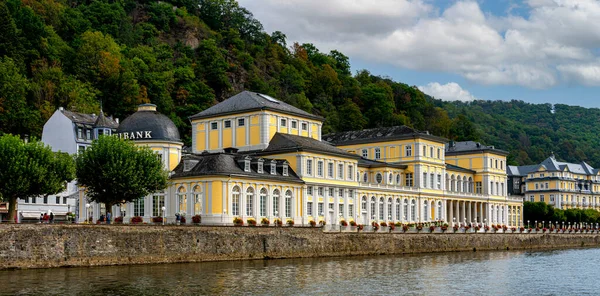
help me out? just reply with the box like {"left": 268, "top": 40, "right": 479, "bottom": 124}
{"left": 2, "top": 225, "right": 600, "bottom": 269}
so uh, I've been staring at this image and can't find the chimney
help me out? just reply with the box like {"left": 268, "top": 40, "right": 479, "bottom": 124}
{"left": 58, "top": 107, "right": 64, "bottom": 111}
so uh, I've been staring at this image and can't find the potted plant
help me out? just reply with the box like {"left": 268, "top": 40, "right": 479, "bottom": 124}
{"left": 309, "top": 220, "right": 316, "bottom": 227}
{"left": 152, "top": 216, "right": 163, "bottom": 224}
{"left": 192, "top": 215, "right": 201, "bottom": 224}
{"left": 274, "top": 218, "right": 283, "bottom": 227}
{"left": 441, "top": 223, "right": 448, "bottom": 232}
{"left": 233, "top": 217, "right": 244, "bottom": 226}
{"left": 429, "top": 225, "right": 435, "bottom": 232}
{"left": 349, "top": 220, "right": 357, "bottom": 227}
{"left": 511, "top": 227, "right": 516, "bottom": 232}
{"left": 180, "top": 216, "right": 186, "bottom": 224}
{"left": 403, "top": 224, "right": 410, "bottom": 232}
{"left": 131, "top": 216, "right": 143, "bottom": 224}
{"left": 380, "top": 221, "right": 388, "bottom": 227}
{"left": 357, "top": 224, "right": 364, "bottom": 231}
{"left": 261, "top": 217, "right": 270, "bottom": 226}
{"left": 519, "top": 226, "right": 525, "bottom": 232}
{"left": 484, "top": 225, "right": 490, "bottom": 232}
{"left": 416, "top": 223, "right": 423, "bottom": 231}
{"left": 114, "top": 216, "right": 124, "bottom": 224}
{"left": 340, "top": 220, "right": 348, "bottom": 227}
{"left": 319, "top": 220, "right": 326, "bottom": 227}
{"left": 286, "top": 219, "right": 294, "bottom": 226}
{"left": 372, "top": 221, "right": 380, "bottom": 231}
{"left": 247, "top": 218, "right": 257, "bottom": 226}
{"left": 389, "top": 223, "right": 396, "bottom": 231}
{"left": 474, "top": 225, "right": 481, "bottom": 232}
{"left": 502, "top": 225, "right": 508, "bottom": 232}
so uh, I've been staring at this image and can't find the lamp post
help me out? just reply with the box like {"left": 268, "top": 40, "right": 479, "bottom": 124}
{"left": 453, "top": 217, "right": 456, "bottom": 227}
{"left": 161, "top": 206, "right": 166, "bottom": 225}
{"left": 85, "top": 203, "right": 90, "bottom": 224}
{"left": 527, "top": 220, "right": 530, "bottom": 229}
{"left": 542, "top": 221, "right": 545, "bottom": 229}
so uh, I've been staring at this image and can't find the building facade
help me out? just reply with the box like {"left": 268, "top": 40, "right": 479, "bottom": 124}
{"left": 508, "top": 155, "right": 600, "bottom": 210}
{"left": 72, "top": 91, "right": 522, "bottom": 226}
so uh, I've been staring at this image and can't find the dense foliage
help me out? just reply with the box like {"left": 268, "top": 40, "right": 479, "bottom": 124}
{"left": 0, "top": 134, "right": 75, "bottom": 222}
{"left": 75, "top": 135, "right": 168, "bottom": 213}
{"left": 523, "top": 201, "right": 600, "bottom": 226}
{"left": 1, "top": 0, "right": 599, "bottom": 167}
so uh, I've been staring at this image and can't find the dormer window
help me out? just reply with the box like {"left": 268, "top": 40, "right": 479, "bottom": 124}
{"left": 77, "top": 128, "right": 83, "bottom": 139}
{"left": 257, "top": 159, "right": 264, "bottom": 173}
{"left": 183, "top": 160, "right": 199, "bottom": 172}
{"left": 283, "top": 163, "right": 289, "bottom": 176}
{"left": 270, "top": 160, "right": 276, "bottom": 175}
{"left": 244, "top": 159, "right": 251, "bottom": 172}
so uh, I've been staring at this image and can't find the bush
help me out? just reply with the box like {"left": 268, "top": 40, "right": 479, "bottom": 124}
{"left": 261, "top": 217, "right": 270, "bottom": 226}
{"left": 309, "top": 220, "right": 316, "bottom": 227}
{"left": 380, "top": 221, "right": 387, "bottom": 227}
{"left": 152, "top": 216, "right": 163, "bottom": 223}
{"left": 180, "top": 216, "right": 186, "bottom": 223}
{"left": 274, "top": 218, "right": 283, "bottom": 226}
{"left": 114, "top": 216, "right": 124, "bottom": 223}
{"left": 131, "top": 216, "right": 143, "bottom": 223}
{"left": 349, "top": 220, "right": 357, "bottom": 226}
{"left": 247, "top": 218, "right": 257, "bottom": 226}
{"left": 286, "top": 219, "right": 294, "bottom": 226}
{"left": 340, "top": 220, "right": 348, "bottom": 226}
{"left": 192, "top": 215, "right": 201, "bottom": 224}
{"left": 233, "top": 217, "right": 244, "bottom": 226}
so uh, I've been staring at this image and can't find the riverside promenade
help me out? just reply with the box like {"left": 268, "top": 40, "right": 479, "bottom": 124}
{"left": 1, "top": 224, "right": 600, "bottom": 270}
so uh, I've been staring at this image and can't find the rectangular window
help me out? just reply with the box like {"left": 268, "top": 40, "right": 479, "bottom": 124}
{"left": 437, "top": 174, "right": 442, "bottom": 189}
{"left": 338, "top": 164, "right": 344, "bottom": 179}
{"left": 63, "top": 196, "right": 67, "bottom": 204}
{"left": 375, "top": 148, "right": 381, "bottom": 160}
{"left": 406, "top": 145, "right": 412, "bottom": 157}
{"left": 257, "top": 162, "right": 263, "bottom": 173}
{"left": 318, "top": 203, "right": 324, "bottom": 216}
{"left": 43, "top": 196, "right": 48, "bottom": 204}
{"left": 238, "top": 118, "right": 245, "bottom": 126}
{"left": 306, "top": 159, "right": 313, "bottom": 175}
{"left": 77, "top": 128, "right": 83, "bottom": 139}
{"left": 362, "top": 149, "right": 368, "bottom": 158}
{"left": 134, "top": 198, "right": 144, "bottom": 217}
{"left": 281, "top": 119, "right": 287, "bottom": 127}
{"left": 244, "top": 161, "right": 250, "bottom": 172}
{"left": 339, "top": 204, "right": 344, "bottom": 217}
{"left": 348, "top": 165, "right": 354, "bottom": 180}
{"left": 318, "top": 187, "right": 324, "bottom": 196}
{"left": 430, "top": 147, "right": 434, "bottom": 158}
{"left": 490, "top": 181, "right": 494, "bottom": 195}
{"left": 406, "top": 173, "right": 413, "bottom": 187}
{"left": 283, "top": 165, "right": 288, "bottom": 176}
{"left": 307, "top": 202, "right": 313, "bottom": 216}
{"left": 339, "top": 189, "right": 344, "bottom": 197}
{"left": 224, "top": 120, "right": 231, "bottom": 128}
{"left": 349, "top": 204, "right": 354, "bottom": 217}
{"left": 24, "top": 197, "right": 29, "bottom": 203}
{"left": 307, "top": 187, "right": 313, "bottom": 195}
{"left": 78, "top": 145, "right": 85, "bottom": 154}
{"left": 530, "top": 195, "right": 535, "bottom": 202}
{"left": 545, "top": 183, "right": 549, "bottom": 189}
{"left": 476, "top": 182, "right": 482, "bottom": 194}
{"left": 152, "top": 196, "right": 165, "bottom": 217}
{"left": 302, "top": 122, "right": 308, "bottom": 130}
{"left": 211, "top": 122, "right": 218, "bottom": 130}
{"left": 327, "top": 163, "right": 334, "bottom": 178}
{"left": 317, "top": 161, "right": 323, "bottom": 177}
{"left": 550, "top": 195, "right": 555, "bottom": 202}
{"left": 329, "top": 188, "right": 334, "bottom": 197}
{"left": 540, "top": 195, "right": 545, "bottom": 202}
{"left": 271, "top": 163, "right": 276, "bottom": 175}
{"left": 437, "top": 148, "right": 441, "bottom": 159}
{"left": 423, "top": 173, "right": 428, "bottom": 188}
{"left": 430, "top": 173, "right": 434, "bottom": 188}
{"left": 31, "top": 197, "right": 36, "bottom": 204}
{"left": 86, "top": 129, "right": 91, "bottom": 140}
{"left": 291, "top": 121, "right": 297, "bottom": 129}
{"left": 56, "top": 196, "right": 60, "bottom": 204}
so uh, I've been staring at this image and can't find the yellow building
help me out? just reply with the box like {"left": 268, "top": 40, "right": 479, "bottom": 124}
{"left": 508, "top": 155, "right": 600, "bottom": 211}
{"left": 78, "top": 91, "right": 523, "bottom": 227}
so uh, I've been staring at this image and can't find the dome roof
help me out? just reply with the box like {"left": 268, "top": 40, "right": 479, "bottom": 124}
{"left": 117, "top": 104, "right": 180, "bottom": 142}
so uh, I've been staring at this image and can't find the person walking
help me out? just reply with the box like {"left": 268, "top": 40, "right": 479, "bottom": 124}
{"left": 106, "top": 212, "right": 112, "bottom": 225}
{"left": 50, "top": 212, "right": 54, "bottom": 224}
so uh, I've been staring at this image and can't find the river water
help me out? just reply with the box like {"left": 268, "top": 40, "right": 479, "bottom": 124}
{"left": 1, "top": 248, "right": 599, "bottom": 296}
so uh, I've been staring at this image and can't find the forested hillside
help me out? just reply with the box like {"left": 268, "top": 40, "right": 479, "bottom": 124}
{"left": 1, "top": 0, "right": 599, "bottom": 167}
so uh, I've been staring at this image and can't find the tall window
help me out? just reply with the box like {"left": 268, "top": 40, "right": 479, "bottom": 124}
{"left": 430, "top": 147, "right": 434, "bottom": 158}
{"left": 317, "top": 161, "right": 324, "bottom": 177}
{"left": 410, "top": 200, "right": 416, "bottom": 221}
{"left": 375, "top": 148, "right": 381, "bottom": 160}
{"left": 273, "top": 189, "right": 280, "bottom": 216}
{"left": 406, "top": 173, "right": 413, "bottom": 187}
{"left": 387, "top": 198, "right": 392, "bottom": 220}
{"left": 423, "top": 146, "right": 427, "bottom": 157}
{"left": 403, "top": 199, "right": 408, "bottom": 221}
{"left": 437, "top": 148, "right": 441, "bottom": 159}
{"left": 43, "top": 196, "right": 48, "bottom": 204}
{"left": 260, "top": 188, "right": 267, "bottom": 217}
{"left": 178, "top": 187, "right": 187, "bottom": 214}
{"left": 362, "top": 196, "right": 367, "bottom": 212}
{"left": 193, "top": 185, "right": 202, "bottom": 214}
{"left": 476, "top": 182, "right": 482, "bottom": 194}
{"left": 246, "top": 187, "right": 254, "bottom": 216}
{"left": 395, "top": 199, "right": 401, "bottom": 220}
{"left": 134, "top": 198, "right": 144, "bottom": 217}
{"left": 423, "top": 201, "right": 429, "bottom": 221}
{"left": 318, "top": 202, "right": 324, "bottom": 216}
{"left": 362, "top": 149, "right": 368, "bottom": 158}
{"left": 430, "top": 173, "right": 434, "bottom": 188}
{"left": 349, "top": 204, "right": 354, "bottom": 217}
{"left": 232, "top": 186, "right": 240, "bottom": 216}
{"left": 307, "top": 202, "right": 313, "bottom": 216}
{"left": 406, "top": 145, "right": 412, "bottom": 157}
{"left": 370, "top": 197, "right": 376, "bottom": 219}
{"left": 437, "top": 174, "right": 442, "bottom": 189}
{"left": 422, "top": 173, "right": 428, "bottom": 188}
{"left": 363, "top": 173, "right": 368, "bottom": 183}
{"left": 540, "top": 195, "right": 545, "bottom": 202}
{"left": 285, "top": 190, "right": 292, "bottom": 218}
{"left": 152, "top": 195, "right": 164, "bottom": 217}
{"left": 56, "top": 196, "right": 60, "bottom": 204}
{"left": 339, "top": 204, "right": 344, "bottom": 217}
{"left": 338, "top": 163, "right": 344, "bottom": 179}
{"left": 348, "top": 165, "right": 354, "bottom": 180}
{"left": 396, "top": 174, "right": 401, "bottom": 185}
{"left": 306, "top": 159, "right": 313, "bottom": 175}
{"left": 327, "top": 163, "right": 334, "bottom": 178}
{"left": 379, "top": 197, "right": 384, "bottom": 220}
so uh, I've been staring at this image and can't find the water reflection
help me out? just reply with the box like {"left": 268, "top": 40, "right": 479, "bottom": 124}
{"left": 1, "top": 248, "right": 598, "bottom": 295}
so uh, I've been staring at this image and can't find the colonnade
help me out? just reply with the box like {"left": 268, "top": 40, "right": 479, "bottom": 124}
{"left": 446, "top": 200, "right": 522, "bottom": 227}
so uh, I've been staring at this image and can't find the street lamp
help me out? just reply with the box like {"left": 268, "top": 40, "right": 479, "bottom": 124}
{"left": 453, "top": 217, "right": 456, "bottom": 227}
{"left": 527, "top": 220, "right": 530, "bottom": 229}
{"left": 85, "top": 203, "right": 90, "bottom": 224}
{"left": 161, "top": 206, "right": 166, "bottom": 225}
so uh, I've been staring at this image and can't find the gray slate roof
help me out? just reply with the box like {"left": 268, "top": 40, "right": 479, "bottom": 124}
{"left": 262, "top": 133, "right": 359, "bottom": 159}
{"left": 358, "top": 157, "right": 407, "bottom": 169}
{"left": 323, "top": 126, "right": 447, "bottom": 146}
{"left": 445, "top": 141, "right": 509, "bottom": 156}
{"left": 172, "top": 153, "right": 303, "bottom": 183}
{"left": 446, "top": 163, "right": 476, "bottom": 174}
{"left": 508, "top": 156, "right": 599, "bottom": 176}
{"left": 117, "top": 105, "right": 180, "bottom": 142}
{"left": 61, "top": 109, "right": 118, "bottom": 128}
{"left": 189, "top": 91, "right": 324, "bottom": 121}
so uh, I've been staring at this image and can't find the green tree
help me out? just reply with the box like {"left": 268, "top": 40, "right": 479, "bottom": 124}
{"left": 75, "top": 136, "right": 168, "bottom": 215}
{"left": 0, "top": 134, "right": 75, "bottom": 222}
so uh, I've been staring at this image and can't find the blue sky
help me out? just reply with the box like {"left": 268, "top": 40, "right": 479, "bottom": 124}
{"left": 239, "top": 0, "right": 600, "bottom": 108}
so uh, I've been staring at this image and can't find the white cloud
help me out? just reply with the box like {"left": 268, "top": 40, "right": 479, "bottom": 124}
{"left": 418, "top": 82, "right": 478, "bottom": 101}
{"left": 239, "top": 0, "right": 600, "bottom": 89}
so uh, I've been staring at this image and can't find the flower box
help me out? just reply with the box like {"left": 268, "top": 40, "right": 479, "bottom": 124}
{"left": 340, "top": 220, "right": 348, "bottom": 227}
{"left": 247, "top": 218, "right": 257, "bottom": 226}
{"left": 152, "top": 216, "right": 163, "bottom": 224}
{"left": 274, "top": 218, "right": 283, "bottom": 227}
{"left": 286, "top": 219, "right": 294, "bottom": 226}
{"left": 114, "top": 216, "right": 124, "bottom": 224}
{"left": 233, "top": 217, "right": 244, "bottom": 226}
{"left": 371, "top": 222, "right": 380, "bottom": 231}
{"left": 192, "top": 215, "right": 201, "bottom": 224}
{"left": 309, "top": 220, "right": 316, "bottom": 227}
{"left": 349, "top": 220, "right": 357, "bottom": 227}
{"left": 130, "top": 216, "right": 143, "bottom": 224}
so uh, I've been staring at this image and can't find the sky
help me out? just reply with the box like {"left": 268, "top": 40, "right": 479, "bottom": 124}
{"left": 237, "top": 0, "right": 600, "bottom": 108}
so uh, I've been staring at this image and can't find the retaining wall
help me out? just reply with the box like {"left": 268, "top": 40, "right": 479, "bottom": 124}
{"left": 1, "top": 225, "right": 599, "bottom": 269}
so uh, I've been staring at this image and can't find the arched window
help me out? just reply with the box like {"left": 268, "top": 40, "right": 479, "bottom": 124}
{"left": 410, "top": 200, "right": 416, "bottom": 221}
{"left": 387, "top": 197, "right": 392, "bottom": 220}
{"left": 403, "top": 199, "right": 408, "bottom": 221}
{"left": 363, "top": 172, "right": 368, "bottom": 183}
{"left": 396, "top": 174, "right": 401, "bottom": 185}
{"left": 388, "top": 174, "right": 393, "bottom": 184}
{"left": 379, "top": 197, "right": 385, "bottom": 220}
{"left": 457, "top": 176, "right": 462, "bottom": 192}
{"left": 370, "top": 196, "right": 376, "bottom": 220}
{"left": 272, "top": 189, "right": 280, "bottom": 216}
{"left": 285, "top": 190, "right": 293, "bottom": 218}
{"left": 463, "top": 176, "right": 468, "bottom": 192}
{"left": 177, "top": 186, "right": 187, "bottom": 214}
{"left": 232, "top": 186, "right": 240, "bottom": 216}
{"left": 376, "top": 173, "right": 383, "bottom": 184}
{"left": 193, "top": 185, "right": 202, "bottom": 215}
{"left": 451, "top": 175, "right": 456, "bottom": 191}
{"left": 259, "top": 188, "right": 267, "bottom": 217}
{"left": 246, "top": 187, "right": 254, "bottom": 216}
{"left": 362, "top": 196, "right": 367, "bottom": 212}
{"left": 468, "top": 177, "right": 473, "bottom": 193}
{"left": 437, "top": 201, "right": 442, "bottom": 220}
{"left": 423, "top": 200, "right": 428, "bottom": 221}
{"left": 395, "top": 198, "right": 401, "bottom": 221}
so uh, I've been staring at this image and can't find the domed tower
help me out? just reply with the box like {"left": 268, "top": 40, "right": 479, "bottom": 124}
{"left": 117, "top": 104, "right": 182, "bottom": 171}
